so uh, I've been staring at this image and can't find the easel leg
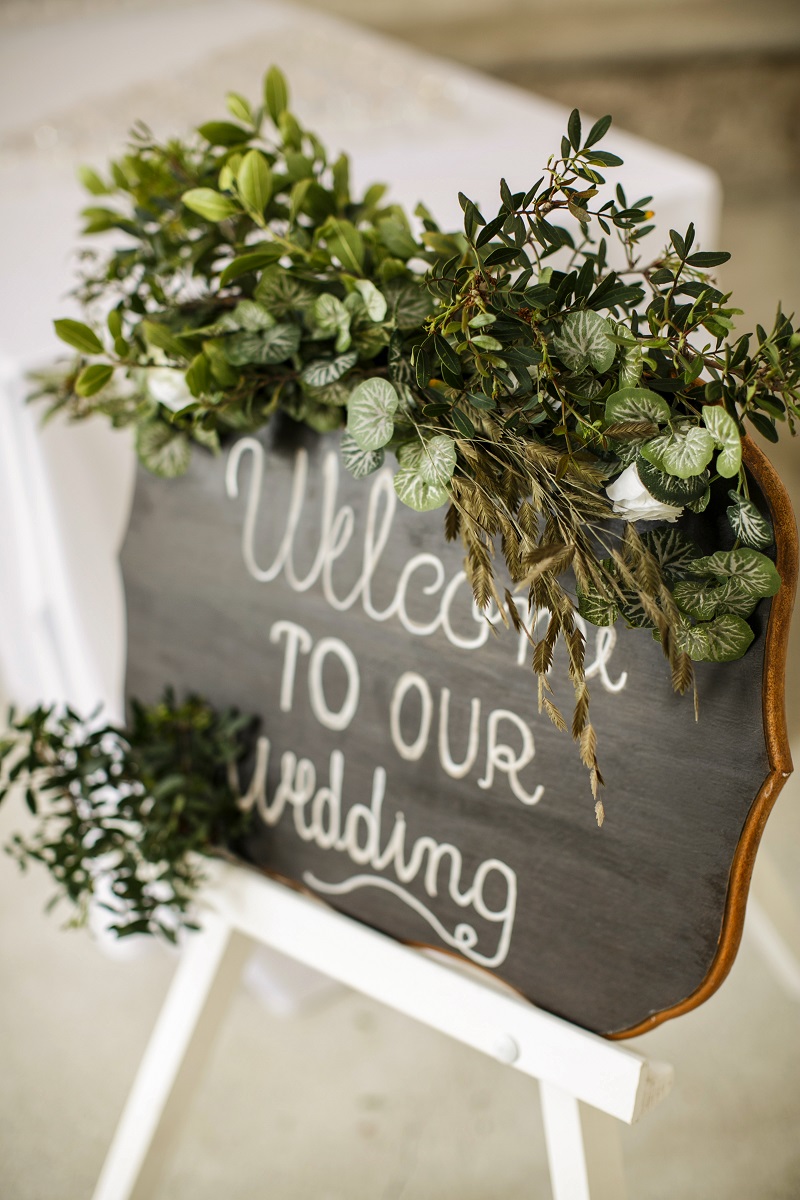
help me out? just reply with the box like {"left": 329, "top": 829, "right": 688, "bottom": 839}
{"left": 92, "top": 912, "right": 252, "bottom": 1200}
{"left": 539, "top": 1081, "right": 627, "bottom": 1200}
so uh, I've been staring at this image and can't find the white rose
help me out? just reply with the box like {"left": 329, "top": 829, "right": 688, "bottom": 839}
{"left": 147, "top": 366, "right": 193, "bottom": 413}
{"left": 605, "top": 462, "right": 683, "bottom": 524}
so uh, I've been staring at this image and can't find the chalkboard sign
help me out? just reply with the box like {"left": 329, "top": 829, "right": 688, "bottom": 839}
{"left": 121, "top": 423, "right": 796, "bottom": 1037}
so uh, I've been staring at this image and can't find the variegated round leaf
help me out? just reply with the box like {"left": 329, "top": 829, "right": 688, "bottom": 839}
{"left": 605, "top": 387, "right": 671, "bottom": 426}
{"left": 552, "top": 310, "right": 615, "bottom": 373}
{"left": 347, "top": 377, "right": 400, "bottom": 451}
{"left": 676, "top": 613, "right": 755, "bottom": 662}
{"left": 702, "top": 404, "right": 742, "bottom": 478}
{"left": 393, "top": 464, "right": 449, "bottom": 511}
{"left": 726, "top": 490, "right": 773, "bottom": 550}
{"left": 340, "top": 430, "right": 385, "bottom": 480}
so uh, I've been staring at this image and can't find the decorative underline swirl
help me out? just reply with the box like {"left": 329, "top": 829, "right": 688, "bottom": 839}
{"left": 302, "top": 870, "right": 508, "bottom": 968}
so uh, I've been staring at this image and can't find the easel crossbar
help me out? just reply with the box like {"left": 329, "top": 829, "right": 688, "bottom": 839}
{"left": 204, "top": 861, "right": 672, "bottom": 1124}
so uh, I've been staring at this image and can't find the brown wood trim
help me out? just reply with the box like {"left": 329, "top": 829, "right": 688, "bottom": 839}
{"left": 610, "top": 439, "right": 798, "bottom": 1039}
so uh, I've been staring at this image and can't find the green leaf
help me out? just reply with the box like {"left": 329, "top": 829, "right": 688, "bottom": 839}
{"left": 224, "top": 323, "right": 300, "bottom": 365}
{"left": 347, "top": 378, "right": 399, "bottom": 451}
{"left": 702, "top": 404, "right": 742, "bottom": 478}
{"left": 300, "top": 349, "right": 358, "bottom": 388}
{"left": 605, "top": 386, "right": 671, "bottom": 426}
{"left": 552, "top": 310, "right": 615, "bottom": 372}
{"left": 238, "top": 150, "right": 273, "bottom": 217}
{"left": 75, "top": 363, "right": 113, "bottom": 397}
{"left": 686, "top": 487, "right": 711, "bottom": 513}
{"left": 264, "top": 66, "right": 289, "bottom": 125}
{"left": 398, "top": 435, "right": 457, "bottom": 487}
{"left": 584, "top": 114, "right": 612, "bottom": 148}
{"left": 577, "top": 584, "right": 618, "bottom": 627}
{"left": 219, "top": 246, "right": 283, "bottom": 286}
{"left": 642, "top": 425, "right": 715, "bottom": 478}
{"left": 688, "top": 546, "right": 781, "bottom": 599}
{"left": 197, "top": 121, "right": 250, "bottom": 146}
{"left": 451, "top": 409, "right": 476, "bottom": 439}
{"left": 641, "top": 527, "right": 703, "bottom": 582}
{"left": 377, "top": 217, "right": 420, "bottom": 261}
{"left": 726, "top": 491, "right": 773, "bottom": 550}
{"left": 142, "top": 321, "right": 190, "bottom": 359}
{"left": 354, "top": 280, "right": 387, "bottom": 322}
{"left": 619, "top": 342, "right": 643, "bottom": 387}
{"left": 182, "top": 188, "right": 239, "bottom": 222}
{"left": 323, "top": 218, "right": 365, "bottom": 274}
{"left": 230, "top": 300, "right": 275, "bottom": 331}
{"left": 226, "top": 91, "right": 254, "bottom": 126}
{"left": 340, "top": 431, "right": 385, "bottom": 480}
{"left": 673, "top": 578, "right": 758, "bottom": 622}
{"left": 676, "top": 613, "right": 754, "bottom": 663}
{"left": 311, "top": 293, "right": 351, "bottom": 352}
{"left": 567, "top": 108, "right": 582, "bottom": 151}
{"left": 185, "top": 353, "right": 211, "bottom": 398}
{"left": 393, "top": 465, "right": 449, "bottom": 512}
{"left": 53, "top": 319, "right": 103, "bottom": 356}
{"left": 77, "top": 165, "right": 109, "bottom": 195}
{"left": 636, "top": 455, "right": 710, "bottom": 504}
{"left": 135, "top": 421, "right": 191, "bottom": 478}
{"left": 685, "top": 251, "right": 731, "bottom": 268}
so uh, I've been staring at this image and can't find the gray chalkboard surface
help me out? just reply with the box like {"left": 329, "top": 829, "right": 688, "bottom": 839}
{"left": 121, "top": 422, "right": 796, "bottom": 1037}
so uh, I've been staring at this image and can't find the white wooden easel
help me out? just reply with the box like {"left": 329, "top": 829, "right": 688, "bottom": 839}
{"left": 92, "top": 858, "right": 673, "bottom": 1200}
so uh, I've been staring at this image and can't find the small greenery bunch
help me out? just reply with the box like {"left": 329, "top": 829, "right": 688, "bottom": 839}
{"left": 0, "top": 692, "right": 255, "bottom": 939}
{"left": 39, "top": 67, "right": 800, "bottom": 805}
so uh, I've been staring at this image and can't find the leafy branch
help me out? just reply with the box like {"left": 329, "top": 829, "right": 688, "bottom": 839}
{"left": 34, "top": 67, "right": 799, "bottom": 815}
{"left": 0, "top": 692, "right": 256, "bottom": 939}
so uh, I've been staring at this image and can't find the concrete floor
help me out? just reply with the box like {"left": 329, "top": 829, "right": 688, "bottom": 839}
{"left": 2, "top": 4, "right": 800, "bottom": 1198}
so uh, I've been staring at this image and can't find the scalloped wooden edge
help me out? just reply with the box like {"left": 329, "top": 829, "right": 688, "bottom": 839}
{"left": 610, "top": 439, "right": 798, "bottom": 1039}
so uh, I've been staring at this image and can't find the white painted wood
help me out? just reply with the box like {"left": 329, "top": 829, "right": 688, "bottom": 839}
{"left": 91, "top": 861, "right": 672, "bottom": 1199}
{"left": 91, "top": 912, "right": 251, "bottom": 1200}
{"left": 201, "top": 859, "right": 672, "bottom": 1124}
{"left": 540, "top": 1081, "right": 628, "bottom": 1200}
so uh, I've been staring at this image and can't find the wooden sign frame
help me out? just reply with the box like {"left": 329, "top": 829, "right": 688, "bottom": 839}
{"left": 120, "top": 432, "right": 797, "bottom": 1040}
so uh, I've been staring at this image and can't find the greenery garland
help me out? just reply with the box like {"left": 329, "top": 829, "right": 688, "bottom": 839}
{"left": 36, "top": 66, "right": 799, "bottom": 807}
{"left": 0, "top": 693, "right": 254, "bottom": 939}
